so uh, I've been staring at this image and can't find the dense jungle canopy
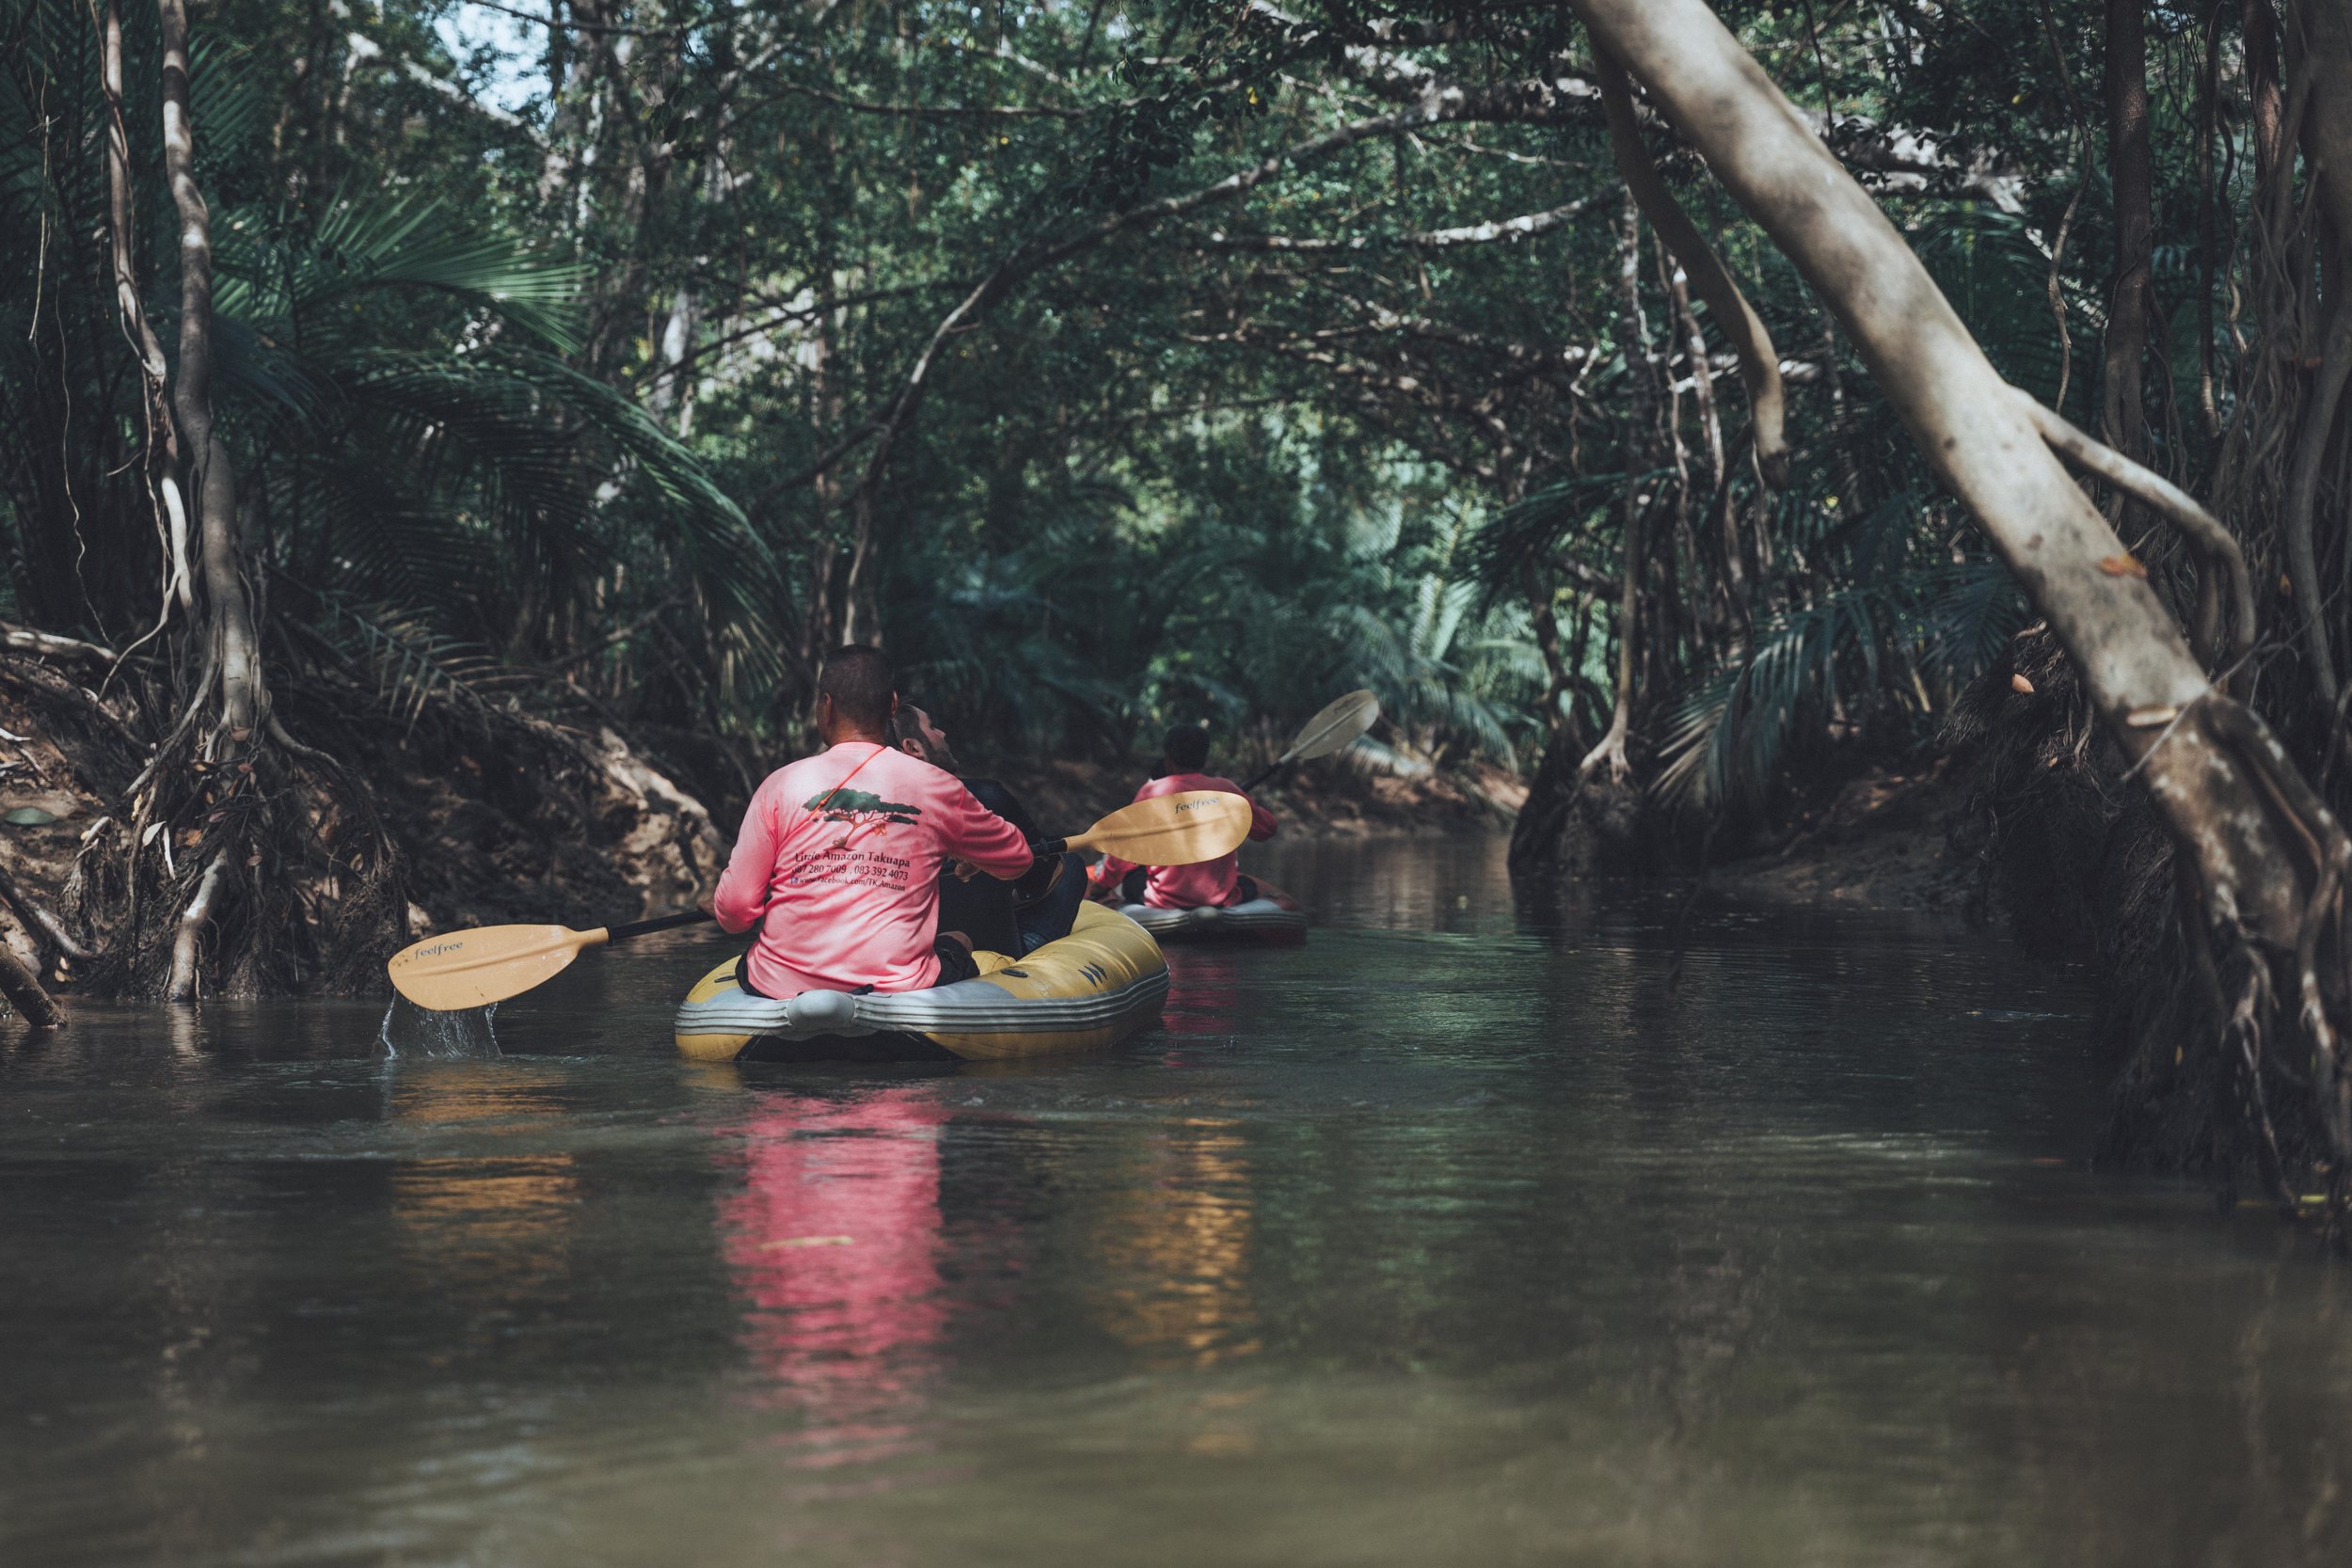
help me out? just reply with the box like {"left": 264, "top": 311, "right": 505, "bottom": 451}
{"left": 10, "top": 0, "right": 2352, "bottom": 1221}
{"left": 4, "top": 0, "right": 2119, "bottom": 785}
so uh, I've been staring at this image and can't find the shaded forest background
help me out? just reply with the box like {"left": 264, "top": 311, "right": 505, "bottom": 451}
{"left": 7, "top": 0, "right": 2113, "bottom": 813}
{"left": 10, "top": 0, "right": 2352, "bottom": 1208}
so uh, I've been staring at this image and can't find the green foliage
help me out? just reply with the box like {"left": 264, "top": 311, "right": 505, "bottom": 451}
{"left": 302, "top": 590, "right": 520, "bottom": 733}
{"left": 1655, "top": 560, "right": 2026, "bottom": 814}
{"left": 0, "top": 9, "right": 775, "bottom": 733}
{"left": 0, "top": 0, "right": 2240, "bottom": 814}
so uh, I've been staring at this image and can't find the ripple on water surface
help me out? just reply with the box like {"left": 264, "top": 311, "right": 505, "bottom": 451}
{"left": 3, "top": 835, "right": 2348, "bottom": 1567}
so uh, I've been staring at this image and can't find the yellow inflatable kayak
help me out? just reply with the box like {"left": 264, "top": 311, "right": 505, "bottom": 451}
{"left": 673, "top": 901, "right": 1168, "bottom": 1064}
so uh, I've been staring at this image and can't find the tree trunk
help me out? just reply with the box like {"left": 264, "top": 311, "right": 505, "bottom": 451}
{"left": 1580, "top": 191, "right": 1652, "bottom": 784}
{"left": 1567, "top": 0, "right": 2326, "bottom": 959}
{"left": 96, "top": 0, "right": 191, "bottom": 624}
{"left": 2102, "top": 0, "right": 2154, "bottom": 489}
{"left": 157, "top": 0, "right": 267, "bottom": 1000}
{"left": 159, "top": 0, "right": 261, "bottom": 743}
{"left": 1570, "top": 0, "right": 2352, "bottom": 1218}
{"left": 2196, "top": 9, "right": 2224, "bottom": 443}
{"left": 1593, "top": 44, "right": 1788, "bottom": 488}
{"left": 2244, "top": 0, "right": 2286, "bottom": 178}
{"left": 2280, "top": 0, "right": 2352, "bottom": 710}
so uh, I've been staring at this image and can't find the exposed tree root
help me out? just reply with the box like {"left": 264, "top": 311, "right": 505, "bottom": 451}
{"left": 12, "top": 631, "right": 725, "bottom": 999}
{"left": 1953, "top": 631, "right": 2352, "bottom": 1243}
{"left": 1508, "top": 723, "right": 1657, "bottom": 880}
{"left": 0, "top": 942, "right": 62, "bottom": 1026}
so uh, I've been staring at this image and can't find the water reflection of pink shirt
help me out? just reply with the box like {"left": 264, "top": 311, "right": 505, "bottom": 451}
{"left": 721, "top": 1091, "right": 949, "bottom": 1449}
{"left": 1093, "top": 771, "right": 1277, "bottom": 909}
{"left": 714, "top": 742, "right": 1033, "bottom": 997}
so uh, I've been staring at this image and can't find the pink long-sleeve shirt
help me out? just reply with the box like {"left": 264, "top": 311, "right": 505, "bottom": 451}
{"left": 714, "top": 742, "right": 1034, "bottom": 997}
{"left": 1090, "top": 771, "right": 1278, "bottom": 909}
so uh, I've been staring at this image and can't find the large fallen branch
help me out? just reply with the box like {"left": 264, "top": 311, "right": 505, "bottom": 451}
{"left": 1570, "top": 0, "right": 2352, "bottom": 1224}
{"left": 1569, "top": 0, "right": 2319, "bottom": 933}
{"left": 1, "top": 623, "right": 116, "bottom": 665}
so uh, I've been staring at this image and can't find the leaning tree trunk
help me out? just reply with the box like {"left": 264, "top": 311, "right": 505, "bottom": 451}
{"left": 1569, "top": 0, "right": 2352, "bottom": 1221}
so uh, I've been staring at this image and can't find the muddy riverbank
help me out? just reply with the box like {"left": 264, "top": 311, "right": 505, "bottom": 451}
{"left": 0, "top": 644, "right": 1520, "bottom": 1001}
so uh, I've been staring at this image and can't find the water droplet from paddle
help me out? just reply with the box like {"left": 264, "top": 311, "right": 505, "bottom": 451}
{"left": 378, "top": 996, "right": 501, "bottom": 1058}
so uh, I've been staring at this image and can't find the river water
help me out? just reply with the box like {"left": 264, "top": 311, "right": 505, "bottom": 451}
{"left": 5, "top": 836, "right": 2350, "bottom": 1566}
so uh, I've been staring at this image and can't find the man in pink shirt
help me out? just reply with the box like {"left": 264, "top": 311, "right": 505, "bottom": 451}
{"left": 1089, "top": 723, "right": 1281, "bottom": 909}
{"left": 711, "top": 646, "right": 1035, "bottom": 998}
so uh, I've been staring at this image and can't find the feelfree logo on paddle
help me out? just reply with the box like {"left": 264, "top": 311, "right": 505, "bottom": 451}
{"left": 803, "top": 787, "right": 922, "bottom": 827}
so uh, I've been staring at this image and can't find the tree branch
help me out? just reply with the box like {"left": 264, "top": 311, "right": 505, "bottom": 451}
{"left": 450, "top": 0, "right": 708, "bottom": 39}
{"left": 790, "top": 77, "right": 1604, "bottom": 523}
{"left": 1191, "top": 193, "right": 1607, "bottom": 252}
{"left": 2018, "top": 388, "right": 2257, "bottom": 670}
{"left": 1594, "top": 44, "right": 1788, "bottom": 485}
{"left": 756, "top": 79, "right": 1087, "bottom": 120}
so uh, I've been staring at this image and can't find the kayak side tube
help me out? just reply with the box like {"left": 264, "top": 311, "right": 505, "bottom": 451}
{"left": 1119, "top": 897, "right": 1307, "bottom": 946}
{"left": 675, "top": 901, "right": 1169, "bottom": 1063}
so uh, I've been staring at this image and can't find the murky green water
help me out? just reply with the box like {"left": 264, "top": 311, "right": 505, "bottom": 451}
{"left": 6, "top": 836, "right": 2350, "bottom": 1566}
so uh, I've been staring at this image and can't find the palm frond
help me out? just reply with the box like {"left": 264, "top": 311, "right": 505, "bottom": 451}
{"left": 1655, "top": 559, "right": 2023, "bottom": 813}
{"left": 305, "top": 590, "right": 523, "bottom": 732}
{"left": 215, "top": 192, "right": 586, "bottom": 353}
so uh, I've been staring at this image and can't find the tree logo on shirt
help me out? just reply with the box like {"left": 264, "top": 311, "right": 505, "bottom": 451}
{"left": 803, "top": 787, "right": 922, "bottom": 827}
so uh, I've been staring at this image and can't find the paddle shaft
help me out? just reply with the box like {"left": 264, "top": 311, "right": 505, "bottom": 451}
{"left": 1238, "top": 689, "right": 1380, "bottom": 793}
{"left": 1241, "top": 759, "right": 1286, "bottom": 792}
{"left": 606, "top": 909, "right": 716, "bottom": 942}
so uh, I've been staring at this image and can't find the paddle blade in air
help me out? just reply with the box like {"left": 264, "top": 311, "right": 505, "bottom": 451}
{"left": 1070, "top": 791, "right": 1253, "bottom": 865}
{"left": 387, "top": 924, "right": 597, "bottom": 1011}
{"left": 1283, "top": 689, "right": 1380, "bottom": 763}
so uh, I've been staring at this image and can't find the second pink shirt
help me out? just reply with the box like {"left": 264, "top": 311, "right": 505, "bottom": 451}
{"left": 1093, "top": 770, "right": 1279, "bottom": 909}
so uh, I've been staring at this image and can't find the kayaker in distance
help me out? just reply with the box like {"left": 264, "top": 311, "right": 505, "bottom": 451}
{"left": 708, "top": 646, "right": 1036, "bottom": 998}
{"left": 1089, "top": 724, "right": 1293, "bottom": 910}
{"left": 888, "top": 701, "right": 1088, "bottom": 956}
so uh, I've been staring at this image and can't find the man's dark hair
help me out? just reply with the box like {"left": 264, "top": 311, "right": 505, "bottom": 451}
{"left": 818, "top": 644, "right": 895, "bottom": 727}
{"left": 889, "top": 701, "right": 943, "bottom": 766}
{"left": 1163, "top": 723, "right": 1211, "bottom": 772}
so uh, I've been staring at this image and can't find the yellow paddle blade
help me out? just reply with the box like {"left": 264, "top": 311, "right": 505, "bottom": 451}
{"left": 1281, "top": 689, "right": 1380, "bottom": 764}
{"left": 387, "top": 923, "right": 607, "bottom": 1011}
{"left": 1063, "top": 790, "right": 1253, "bottom": 865}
